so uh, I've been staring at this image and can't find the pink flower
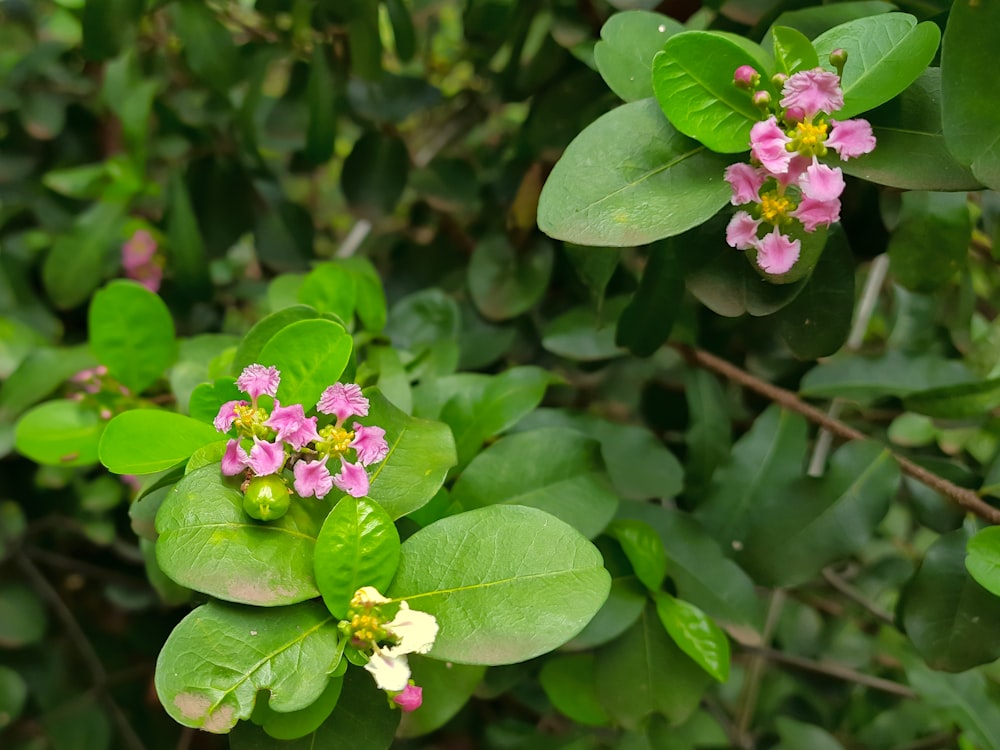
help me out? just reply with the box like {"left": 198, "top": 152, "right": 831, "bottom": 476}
{"left": 779, "top": 68, "right": 843, "bottom": 118}
{"left": 236, "top": 364, "right": 280, "bottom": 400}
{"left": 214, "top": 400, "right": 248, "bottom": 433}
{"left": 726, "top": 211, "right": 761, "bottom": 250}
{"left": 756, "top": 228, "right": 801, "bottom": 274}
{"left": 774, "top": 154, "right": 810, "bottom": 189}
{"left": 392, "top": 685, "right": 423, "bottom": 712}
{"left": 122, "top": 230, "right": 163, "bottom": 293}
{"left": 265, "top": 402, "right": 321, "bottom": 451}
{"left": 724, "top": 163, "right": 766, "bottom": 205}
{"left": 750, "top": 117, "right": 792, "bottom": 174}
{"left": 221, "top": 439, "right": 248, "bottom": 476}
{"left": 293, "top": 457, "right": 334, "bottom": 499}
{"left": 333, "top": 458, "right": 370, "bottom": 498}
{"left": 792, "top": 196, "right": 841, "bottom": 231}
{"left": 247, "top": 438, "right": 285, "bottom": 476}
{"left": 317, "top": 383, "right": 369, "bottom": 422}
{"left": 827, "top": 118, "right": 876, "bottom": 160}
{"left": 351, "top": 425, "right": 389, "bottom": 466}
{"left": 799, "top": 160, "right": 845, "bottom": 202}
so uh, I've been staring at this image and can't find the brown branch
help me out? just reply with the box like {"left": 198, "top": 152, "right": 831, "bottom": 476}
{"left": 673, "top": 344, "right": 1000, "bottom": 525}
{"left": 822, "top": 566, "right": 895, "bottom": 626}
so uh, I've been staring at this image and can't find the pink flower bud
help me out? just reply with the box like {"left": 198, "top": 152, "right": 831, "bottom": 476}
{"left": 392, "top": 684, "right": 423, "bottom": 712}
{"left": 733, "top": 65, "right": 759, "bottom": 89}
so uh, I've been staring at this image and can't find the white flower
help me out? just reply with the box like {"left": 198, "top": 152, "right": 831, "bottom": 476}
{"left": 384, "top": 602, "right": 438, "bottom": 656}
{"left": 364, "top": 648, "right": 411, "bottom": 691}
{"left": 354, "top": 586, "right": 391, "bottom": 607}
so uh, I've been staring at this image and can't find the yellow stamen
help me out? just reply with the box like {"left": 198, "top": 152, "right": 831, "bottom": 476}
{"left": 759, "top": 191, "right": 793, "bottom": 224}
{"left": 317, "top": 425, "right": 355, "bottom": 455}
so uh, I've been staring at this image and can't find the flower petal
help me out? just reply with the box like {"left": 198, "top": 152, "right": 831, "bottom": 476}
{"left": 756, "top": 228, "right": 801, "bottom": 274}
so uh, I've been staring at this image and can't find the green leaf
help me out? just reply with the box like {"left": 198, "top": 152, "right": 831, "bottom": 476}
{"left": 298, "top": 263, "right": 358, "bottom": 323}
{"left": 387, "top": 505, "right": 610, "bottom": 664}
{"left": 775, "top": 718, "right": 845, "bottom": 750}
{"left": 155, "top": 600, "right": 339, "bottom": 733}
{"left": 99, "top": 409, "right": 222, "bottom": 474}
{"left": 252, "top": 676, "right": 343, "bottom": 741}
{"left": 800, "top": 351, "right": 974, "bottom": 402}
{"left": 0, "top": 345, "right": 98, "bottom": 421}
{"left": 258, "top": 319, "right": 352, "bottom": 408}
{"left": 467, "top": 235, "right": 554, "bottom": 321}
{"left": 683, "top": 368, "right": 731, "bottom": 502}
{"left": 888, "top": 192, "right": 971, "bottom": 293}
{"left": 397, "top": 658, "right": 486, "bottom": 738}
{"left": 616, "top": 242, "right": 684, "bottom": 357}
{"left": 384, "top": 0, "right": 416, "bottom": 61}
{"left": 15, "top": 400, "right": 105, "bottom": 467}
{"left": 772, "top": 26, "right": 819, "bottom": 75}
{"left": 966, "top": 526, "right": 1000, "bottom": 598}
{"left": 900, "top": 528, "right": 1000, "bottom": 672}
{"left": 0, "top": 583, "right": 47, "bottom": 647}
{"left": 594, "top": 11, "right": 683, "bottom": 102}
{"left": 537, "top": 98, "right": 732, "bottom": 247}
{"left": 341, "top": 131, "right": 409, "bottom": 218}
{"left": 842, "top": 69, "right": 981, "bottom": 191}
{"left": 304, "top": 44, "right": 336, "bottom": 165}
{"left": 564, "top": 575, "right": 646, "bottom": 651}
{"left": 906, "top": 661, "right": 1000, "bottom": 750}
{"left": 43, "top": 200, "right": 126, "bottom": 310}
{"left": 765, "top": 1, "right": 895, "bottom": 44}
{"left": 82, "top": 0, "right": 141, "bottom": 60}
{"left": 173, "top": 0, "right": 241, "bottom": 91}
{"left": 314, "top": 496, "right": 400, "bottom": 619}
{"left": 188, "top": 378, "right": 242, "bottom": 424}
{"left": 595, "top": 604, "right": 712, "bottom": 729}
{"left": 0, "top": 665, "right": 28, "bottom": 729}
{"left": 542, "top": 298, "right": 628, "bottom": 362}
{"left": 774, "top": 227, "right": 854, "bottom": 359}
{"left": 155, "top": 465, "right": 328, "bottom": 605}
{"left": 359, "top": 389, "right": 456, "bottom": 519}
{"left": 606, "top": 519, "right": 666, "bottom": 592}
{"left": 904, "top": 378, "right": 1000, "bottom": 419}
{"left": 942, "top": 0, "right": 1000, "bottom": 190}
{"left": 812, "top": 13, "right": 941, "bottom": 119}
{"left": 653, "top": 593, "right": 730, "bottom": 682}
{"left": 564, "top": 245, "right": 620, "bottom": 306}
{"left": 232, "top": 305, "right": 320, "bottom": 373}
{"left": 340, "top": 257, "right": 387, "bottom": 334}
{"left": 89, "top": 280, "right": 177, "bottom": 394}
{"left": 540, "top": 654, "right": 611, "bottom": 726}
{"left": 451, "top": 428, "right": 619, "bottom": 539}
{"left": 166, "top": 171, "right": 210, "bottom": 291}
{"left": 652, "top": 31, "right": 770, "bottom": 153}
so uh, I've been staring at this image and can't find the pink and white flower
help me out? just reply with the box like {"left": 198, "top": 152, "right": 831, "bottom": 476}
{"left": 221, "top": 439, "right": 249, "bottom": 476}
{"left": 236, "top": 364, "right": 280, "bottom": 400}
{"left": 332, "top": 458, "right": 370, "bottom": 498}
{"left": 317, "top": 383, "right": 369, "bottom": 422}
{"left": 749, "top": 117, "right": 793, "bottom": 174}
{"left": 779, "top": 68, "right": 844, "bottom": 118}
{"left": 265, "top": 402, "right": 321, "bottom": 451}
{"left": 351, "top": 425, "right": 389, "bottom": 466}
{"left": 293, "top": 457, "right": 334, "bottom": 499}
{"left": 756, "top": 228, "right": 801, "bottom": 275}
{"left": 827, "top": 118, "right": 877, "bottom": 160}
{"left": 247, "top": 438, "right": 285, "bottom": 476}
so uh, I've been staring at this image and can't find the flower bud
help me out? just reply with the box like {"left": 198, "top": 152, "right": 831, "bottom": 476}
{"left": 770, "top": 73, "right": 788, "bottom": 88}
{"left": 783, "top": 106, "right": 805, "bottom": 125}
{"left": 733, "top": 65, "right": 759, "bottom": 90}
{"left": 829, "top": 48, "right": 848, "bottom": 70}
{"left": 751, "top": 90, "right": 771, "bottom": 110}
{"left": 243, "top": 475, "right": 291, "bottom": 521}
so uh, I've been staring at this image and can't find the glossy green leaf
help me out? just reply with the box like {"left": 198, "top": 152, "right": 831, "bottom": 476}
{"left": 232, "top": 305, "right": 319, "bottom": 373}
{"left": 606, "top": 519, "right": 667, "bottom": 592}
{"left": 258, "top": 319, "right": 352, "bottom": 408}
{"left": 942, "top": 0, "right": 1000, "bottom": 190}
{"left": 155, "top": 600, "right": 339, "bottom": 733}
{"left": 616, "top": 242, "right": 683, "bottom": 357}
{"left": 314, "top": 496, "right": 400, "bottom": 619}
{"left": 765, "top": 1, "right": 895, "bottom": 44}
{"left": 340, "top": 257, "right": 387, "bottom": 334}
{"left": 155, "top": 465, "right": 328, "bottom": 605}
{"left": 900, "top": 528, "right": 1000, "bottom": 672}
{"left": 537, "top": 98, "right": 732, "bottom": 247}
{"left": 467, "top": 235, "right": 553, "bottom": 321}
{"left": 812, "top": 13, "right": 941, "bottom": 119}
{"left": 594, "top": 11, "right": 683, "bottom": 102}
{"left": 252, "top": 676, "right": 343, "bottom": 740}
{"left": 89, "top": 280, "right": 177, "bottom": 394}
{"left": 540, "top": 654, "right": 611, "bottom": 726}
{"left": 842, "top": 69, "right": 981, "bottom": 191}
{"left": 387, "top": 505, "right": 611, "bottom": 664}
{"left": 653, "top": 593, "right": 730, "bottom": 682}
{"left": 904, "top": 378, "right": 1000, "bottom": 419}
{"left": 888, "top": 192, "right": 971, "bottom": 293}
{"left": 304, "top": 44, "right": 336, "bottom": 165}
{"left": 774, "top": 227, "right": 854, "bottom": 359}
{"left": 966, "top": 526, "right": 1000, "bottom": 599}
{"left": 0, "top": 583, "right": 46, "bottom": 647}
{"left": 541, "top": 298, "right": 628, "bottom": 362}
{"left": 99, "top": 409, "right": 221, "bottom": 474}
{"left": 397, "top": 658, "right": 486, "bottom": 738}
{"left": 188, "top": 378, "right": 242, "bottom": 424}
{"left": 772, "top": 26, "right": 819, "bottom": 75}
{"left": 595, "top": 604, "right": 712, "bottom": 729}
{"left": 15, "top": 400, "right": 104, "bottom": 467}
{"left": 298, "top": 263, "right": 357, "bottom": 323}
{"left": 357, "top": 389, "right": 456, "bottom": 519}
{"left": 452, "top": 428, "right": 618, "bottom": 539}
{"left": 800, "top": 351, "right": 974, "bottom": 401}
{"left": 341, "top": 132, "right": 409, "bottom": 218}
{"left": 652, "top": 31, "right": 771, "bottom": 153}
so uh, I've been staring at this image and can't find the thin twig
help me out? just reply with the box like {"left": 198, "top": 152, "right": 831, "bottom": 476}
{"left": 25, "top": 547, "right": 150, "bottom": 590}
{"left": 739, "top": 644, "right": 917, "bottom": 698}
{"left": 822, "top": 566, "right": 895, "bottom": 625}
{"left": 14, "top": 552, "right": 147, "bottom": 750}
{"left": 735, "top": 589, "right": 785, "bottom": 747}
{"left": 897, "top": 731, "right": 961, "bottom": 750}
{"left": 673, "top": 343, "right": 1000, "bottom": 524}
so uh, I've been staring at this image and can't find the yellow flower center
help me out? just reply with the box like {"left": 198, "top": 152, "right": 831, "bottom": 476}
{"left": 794, "top": 120, "right": 827, "bottom": 148}
{"left": 317, "top": 425, "right": 355, "bottom": 456}
{"left": 759, "top": 191, "right": 793, "bottom": 224}
{"left": 350, "top": 613, "right": 383, "bottom": 643}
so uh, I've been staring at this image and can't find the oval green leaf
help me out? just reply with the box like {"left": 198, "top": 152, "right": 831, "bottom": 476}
{"left": 467, "top": 235, "right": 554, "bottom": 322}
{"left": 15, "top": 400, "right": 105, "bottom": 467}
{"left": 232, "top": 305, "right": 319, "bottom": 373}
{"left": 904, "top": 378, "right": 1000, "bottom": 419}
{"left": 606, "top": 519, "right": 667, "bottom": 592}
{"left": 155, "top": 600, "right": 339, "bottom": 733}
{"left": 967, "top": 526, "right": 1000, "bottom": 599}
{"left": 155, "top": 465, "right": 328, "bottom": 605}
{"left": 772, "top": 26, "right": 819, "bottom": 75}
{"left": 258, "top": 318, "right": 352, "bottom": 409}
{"left": 387, "top": 505, "right": 611, "bottom": 665}
{"left": 653, "top": 593, "right": 730, "bottom": 683}
{"left": 537, "top": 98, "right": 732, "bottom": 247}
{"left": 99, "top": 409, "right": 222, "bottom": 474}
{"left": 314, "top": 495, "right": 400, "bottom": 619}
{"left": 594, "top": 11, "right": 683, "bottom": 102}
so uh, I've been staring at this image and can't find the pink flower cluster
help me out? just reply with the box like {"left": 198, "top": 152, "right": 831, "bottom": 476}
{"left": 214, "top": 364, "right": 389, "bottom": 502}
{"left": 725, "top": 64, "right": 876, "bottom": 274}
{"left": 122, "top": 230, "right": 163, "bottom": 293}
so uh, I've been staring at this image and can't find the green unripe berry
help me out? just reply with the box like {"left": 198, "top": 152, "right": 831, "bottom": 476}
{"left": 243, "top": 475, "right": 290, "bottom": 521}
